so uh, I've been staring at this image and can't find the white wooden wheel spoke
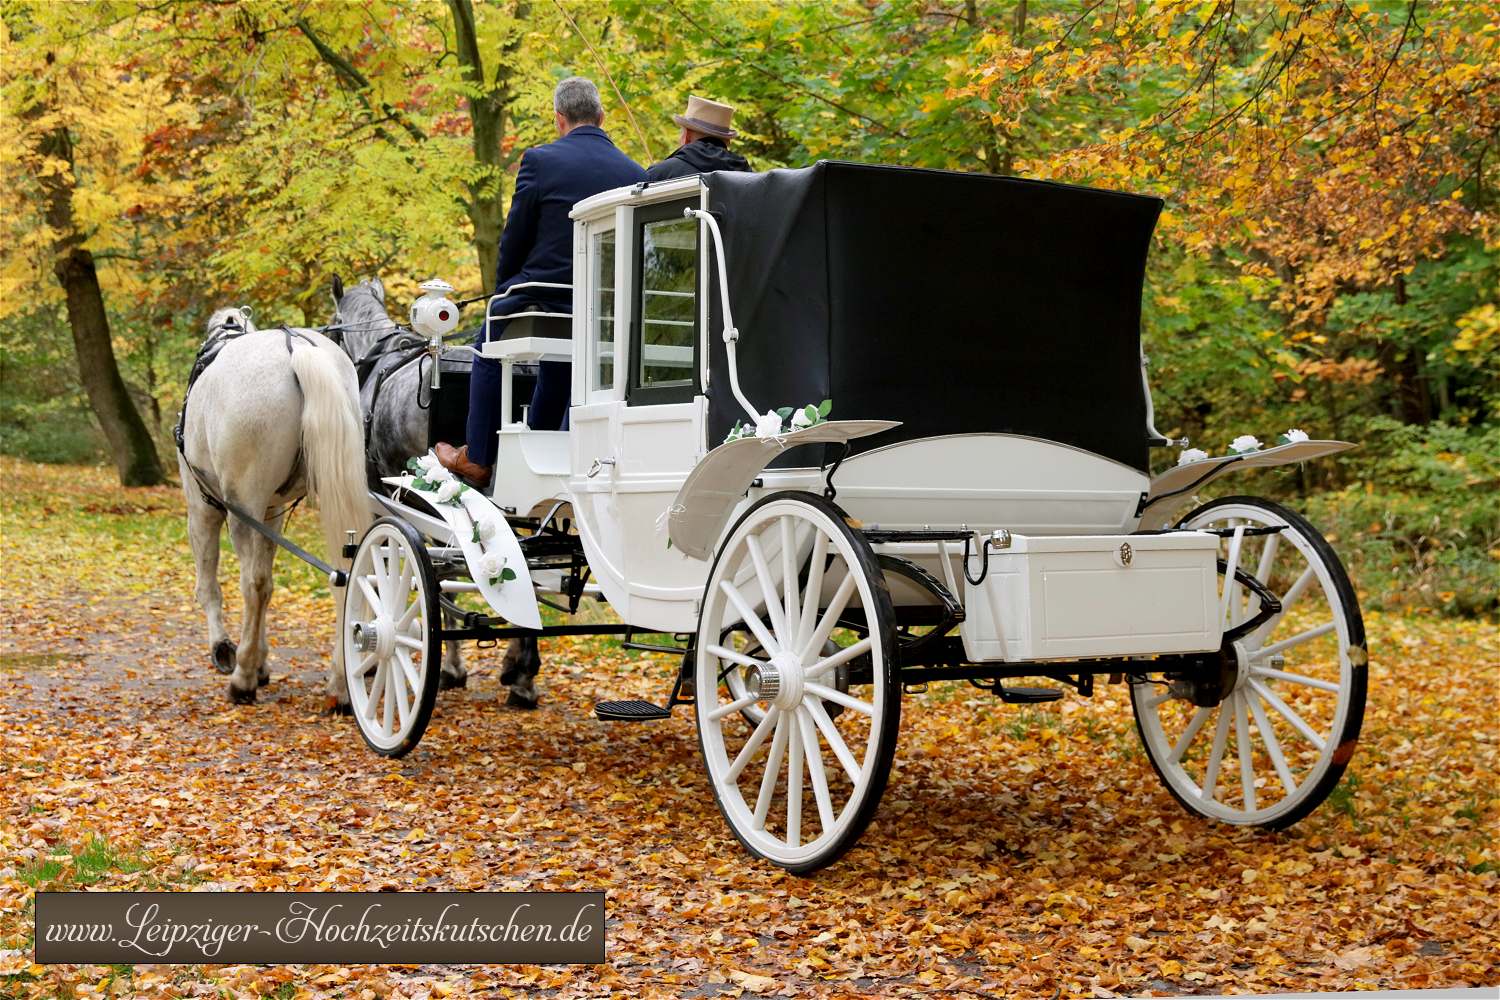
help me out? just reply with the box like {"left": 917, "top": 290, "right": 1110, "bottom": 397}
{"left": 805, "top": 681, "right": 873, "bottom": 716}
{"left": 354, "top": 653, "right": 377, "bottom": 676}
{"left": 1141, "top": 685, "right": 1174, "bottom": 710}
{"left": 780, "top": 517, "right": 800, "bottom": 640}
{"left": 786, "top": 718, "right": 803, "bottom": 847}
{"left": 396, "top": 601, "right": 420, "bottom": 631}
{"left": 1171, "top": 705, "right": 1212, "bottom": 763}
{"left": 795, "top": 532, "right": 829, "bottom": 651}
{"left": 804, "top": 636, "right": 872, "bottom": 681}
{"left": 753, "top": 713, "right": 790, "bottom": 829}
{"left": 705, "top": 644, "right": 766, "bottom": 670}
{"left": 1250, "top": 532, "right": 1280, "bottom": 616}
{"left": 387, "top": 649, "right": 407, "bottom": 729}
{"left": 1249, "top": 678, "right": 1326, "bottom": 751}
{"left": 797, "top": 707, "right": 837, "bottom": 832}
{"left": 708, "top": 693, "right": 762, "bottom": 723}
{"left": 395, "top": 634, "right": 423, "bottom": 652}
{"left": 1271, "top": 565, "right": 1316, "bottom": 629}
{"left": 720, "top": 580, "right": 780, "bottom": 656}
{"left": 1248, "top": 692, "right": 1298, "bottom": 795}
{"left": 745, "top": 535, "right": 791, "bottom": 646}
{"left": 396, "top": 647, "right": 422, "bottom": 693}
{"left": 364, "top": 665, "right": 386, "bottom": 721}
{"left": 1234, "top": 693, "right": 1257, "bottom": 812}
{"left": 1200, "top": 707, "right": 1232, "bottom": 802}
{"left": 1251, "top": 665, "right": 1339, "bottom": 692}
{"left": 800, "top": 571, "right": 857, "bottom": 662}
{"left": 380, "top": 664, "right": 396, "bottom": 733}
{"left": 1221, "top": 525, "right": 1246, "bottom": 626}
{"left": 392, "top": 558, "right": 412, "bottom": 613}
{"left": 1257, "top": 620, "right": 1335, "bottom": 660}
{"left": 725, "top": 705, "right": 780, "bottom": 783}
{"left": 357, "top": 577, "right": 381, "bottom": 615}
{"left": 805, "top": 696, "right": 861, "bottom": 783}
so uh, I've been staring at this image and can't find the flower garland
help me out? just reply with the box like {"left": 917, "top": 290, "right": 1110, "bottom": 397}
{"left": 403, "top": 451, "right": 513, "bottom": 588}
{"left": 723, "top": 399, "right": 832, "bottom": 445}
{"left": 1176, "top": 428, "right": 1313, "bottom": 466}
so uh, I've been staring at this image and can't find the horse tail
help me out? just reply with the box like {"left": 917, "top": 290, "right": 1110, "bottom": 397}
{"left": 289, "top": 342, "right": 369, "bottom": 564}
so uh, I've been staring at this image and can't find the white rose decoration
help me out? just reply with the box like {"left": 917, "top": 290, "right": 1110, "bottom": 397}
{"left": 478, "top": 551, "right": 504, "bottom": 583}
{"left": 790, "top": 405, "right": 815, "bottom": 430}
{"left": 433, "top": 478, "right": 464, "bottom": 503}
{"left": 1229, "top": 434, "right": 1262, "bottom": 454}
{"left": 425, "top": 463, "right": 455, "bottom": 484}
{"left": 1283, "top": 428, "right": 1310, "bottom": 443}
{"left": 474, "top": 518, "right": 496, "bottom": 541}
{"left": 754, "top": 409, "right": 784, "bottom": 439}
{"left": 1177, "top": 447, "right": 1209, "bottom": 466}
{"left": 416, "top": 452, "right": 444, "bottom": 475}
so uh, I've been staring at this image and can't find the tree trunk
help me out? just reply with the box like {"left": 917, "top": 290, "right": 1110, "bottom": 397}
{"left": 36, "top": 110, "right": 165, "bottom": 486}
{"left": 448, "top": 0, "right": 529, "bottom": 294}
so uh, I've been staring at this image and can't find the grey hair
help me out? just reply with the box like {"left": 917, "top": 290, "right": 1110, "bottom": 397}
{"left": 553, "top": 76, "right": 604, "bottom": 126}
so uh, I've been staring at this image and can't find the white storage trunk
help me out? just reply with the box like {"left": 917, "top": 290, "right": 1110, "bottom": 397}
{"left": 961, "top": 532, "right": 1221, "bottom": 663}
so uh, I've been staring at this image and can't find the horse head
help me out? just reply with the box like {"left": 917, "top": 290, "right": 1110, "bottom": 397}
{"left": 328, "top": 275, "right": 394, "bottom": 364}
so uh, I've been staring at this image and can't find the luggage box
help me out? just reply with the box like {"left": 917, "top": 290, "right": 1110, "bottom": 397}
{"left": 961, "top": 531, "right": 1222, "bottom": 663}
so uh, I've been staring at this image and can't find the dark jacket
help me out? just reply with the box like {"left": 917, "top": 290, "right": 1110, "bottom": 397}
{"left": 490, "top": 125, "right": 646, "bottom": 318}
{"left": 643, "top": 137, "right": 751, "bottom": 183}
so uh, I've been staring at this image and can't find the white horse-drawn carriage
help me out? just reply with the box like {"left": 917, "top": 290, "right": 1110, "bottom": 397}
{"left": 331, "top": 163, "right": 1367, "bottom": 872}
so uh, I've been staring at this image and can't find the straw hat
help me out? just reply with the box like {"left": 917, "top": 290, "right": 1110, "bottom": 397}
{"left": 673, "top": 95, "right": 737, "bottom": 139}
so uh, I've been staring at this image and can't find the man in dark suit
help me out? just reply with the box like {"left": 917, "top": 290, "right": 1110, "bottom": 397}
{"left": 437, "top": 77, "right": 645, "bottom": 484}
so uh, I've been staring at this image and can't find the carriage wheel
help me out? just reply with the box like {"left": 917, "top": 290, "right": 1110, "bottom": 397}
{"left": 1132, "top": 496, "right": 1368, "bottom": 828}
{"left": 343, "top": 518, "right": 441, "bottom": 758}
{"left": 696, "top": 492, "right": 899, "bottom": 873}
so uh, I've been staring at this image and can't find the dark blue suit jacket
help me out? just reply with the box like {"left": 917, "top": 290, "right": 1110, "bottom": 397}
{"left": 489, "top": 125, "right": 646, "bottom": 321}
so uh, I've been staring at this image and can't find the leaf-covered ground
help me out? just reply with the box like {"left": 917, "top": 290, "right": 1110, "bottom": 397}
{"left": 1, "top": 460, "right": 1496, "bottom": 999}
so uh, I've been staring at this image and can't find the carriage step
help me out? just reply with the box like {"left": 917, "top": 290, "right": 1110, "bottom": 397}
{"left": 998, "top": 685, "right": 1065, "bottom": 704}
{"left": 594, "top": 699, "right": 672, "bottom": 722}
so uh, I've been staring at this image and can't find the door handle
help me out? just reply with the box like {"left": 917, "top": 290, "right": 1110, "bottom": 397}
{"left": 585, "top": 457, "right": 617, "bottom": 479}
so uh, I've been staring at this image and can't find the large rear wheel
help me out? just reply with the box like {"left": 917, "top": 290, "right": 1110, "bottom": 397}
{"left": 1132, "top": 496, "right": 1368, "bottom": 828}
{"left": 695, "top": 492, "right": 899, "bottom": 873}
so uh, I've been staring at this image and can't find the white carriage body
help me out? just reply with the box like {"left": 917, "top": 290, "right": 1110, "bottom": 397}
{"left": 463, "top": 169, "right": 1340, "bottom": 661}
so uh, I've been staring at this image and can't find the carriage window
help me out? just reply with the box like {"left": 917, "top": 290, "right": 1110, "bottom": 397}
{"left": 591, "top": 229, "right": 615, "bottom": 392}
{"left": 636, "top": 215, "right": 697, "bottom": 391}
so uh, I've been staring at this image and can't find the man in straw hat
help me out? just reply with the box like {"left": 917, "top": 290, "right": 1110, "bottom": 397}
{"left": 644, "top": 95, "right": 751, "bottom": 182}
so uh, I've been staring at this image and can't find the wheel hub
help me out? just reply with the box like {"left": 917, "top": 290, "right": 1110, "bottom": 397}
{"left": 351, "top": 618, "right": 395, "bottom": 660}
{"left": 749, "top": 651, "right": 805, "bottom": 710}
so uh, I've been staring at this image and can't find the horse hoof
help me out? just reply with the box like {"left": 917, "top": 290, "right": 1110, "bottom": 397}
{"left": 504, "top": 690, "right": 539, "bottom": 710}
{"left": 439, "top": 671, "right": 468, "bottom": 690}
{"left": 212, "top": 641, "right": 237, "bottom": 675}
{"left": 228, "top": 685, "right": 256, "bottom": 705}
{"left": 499, "top": 664, "right": 519, "bottom": 686}
{"left": 321, "top": 696, "right": 353, "bottom": 716}
{"left": 258, "top": 671, "right": 271, "bottom": 687}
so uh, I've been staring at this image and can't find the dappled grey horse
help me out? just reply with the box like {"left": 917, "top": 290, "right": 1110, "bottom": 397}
{"left": 178, "top": 307, "right": 369, "bottom": 705}
{"left": 329, "top": 277, "right": 543, "bottom": 707}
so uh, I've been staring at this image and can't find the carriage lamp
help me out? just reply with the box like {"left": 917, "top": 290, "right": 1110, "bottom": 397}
{"left": 410, "top": 279, "right": 460, "bottom": 339}
{"left": 411, "top": 278, "right": 459, "bottom": 390}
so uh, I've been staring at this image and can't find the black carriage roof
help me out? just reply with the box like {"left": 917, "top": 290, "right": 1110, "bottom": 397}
{"left": 702, "top": 161, "right": 1163, "bottom": 473}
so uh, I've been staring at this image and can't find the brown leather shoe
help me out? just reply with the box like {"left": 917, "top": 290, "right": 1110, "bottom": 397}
{"left": 434, "top": 442, "right": 491, "bottom": 488}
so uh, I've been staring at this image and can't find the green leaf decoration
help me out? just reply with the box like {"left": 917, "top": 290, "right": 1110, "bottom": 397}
{"left": 802, "top": 404, "right": 819, "bottom": 424}
{"left": 817, "top": 398, "right": 832, "bottom": 417}
{"left": 406, "top": 458, "right": 422, "bottom": 473}
{"left": 472, "top": 524, "right": 481, "bottom": 543}
{"left": 500, "top": 567, "right": 517, "bottom": 582}
{"left": 775, "top": 406, "right": 793, "bottom": 420}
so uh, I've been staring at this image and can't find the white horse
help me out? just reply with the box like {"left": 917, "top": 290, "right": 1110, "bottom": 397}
{"left": 178, "top": 306, "right": 369, "bottom": 705}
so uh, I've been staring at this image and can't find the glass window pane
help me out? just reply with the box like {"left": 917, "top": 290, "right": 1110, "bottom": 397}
{"left": 638, "top": 217, "right": 696, "bottom": 388}
{"left": 592, "top": 229, "right": 615, "bottom": 392}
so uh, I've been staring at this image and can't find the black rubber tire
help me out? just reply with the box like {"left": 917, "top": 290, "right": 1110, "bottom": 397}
{"left": 1131, "top": 495, "right": 1368, "bottom": 830}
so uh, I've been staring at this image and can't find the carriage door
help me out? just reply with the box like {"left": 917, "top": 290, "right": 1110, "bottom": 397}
{"left": 568, "top": 194, "right": 709, "bottom": 632}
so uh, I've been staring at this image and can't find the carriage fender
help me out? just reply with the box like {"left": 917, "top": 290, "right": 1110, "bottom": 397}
{"left": 382, "top": 475, "right": 543, "bottom": 630}
{"left": 668, "top": 419, "right": 901, "bottom": 561}
{"left": 1136, "top": 439, "right": 1358, "bottom": 530}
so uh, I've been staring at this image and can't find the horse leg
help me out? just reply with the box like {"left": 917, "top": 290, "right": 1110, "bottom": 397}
{"left": 439, "top": 612, "right": 466, "bottom": 689}
{"left": 185, "top": 489, "right": 234, "bottom": 674}
{"left": 500, "top": 636, "right": 540, "bottom": 709}
{"left": 253, "top": 513, "right": 284, "bottom": 688}
{"left": 226, "top": 514, "right": 274, "bottom": 704}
